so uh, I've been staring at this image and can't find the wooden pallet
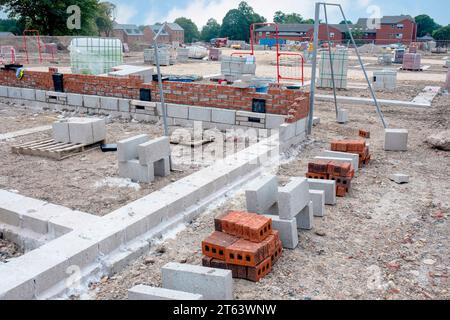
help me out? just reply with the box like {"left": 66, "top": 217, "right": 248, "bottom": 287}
{"left": 11, "top": 139, "right": 103, "bottom": 160}
{"left": 400, "top": 67, "right": 423, "bottom": 72}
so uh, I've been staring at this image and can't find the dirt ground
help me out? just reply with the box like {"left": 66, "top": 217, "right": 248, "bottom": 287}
{"left": 0, "top": 238, "right": 22, "bottom": 263}
{"left": 90, "top": 80, "right": 449, "bottom": 300}
{"left": 0, "top": 104, "right": 200, "bottom": 216}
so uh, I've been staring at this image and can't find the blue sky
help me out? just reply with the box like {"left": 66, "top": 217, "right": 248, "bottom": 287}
{"left": 109, "top": 0, "right": 450, "bottom": 28}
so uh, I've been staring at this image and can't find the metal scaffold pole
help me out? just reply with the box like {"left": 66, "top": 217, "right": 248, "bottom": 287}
{"left": 307, "top": 3, "right": 321, "bottom": 135}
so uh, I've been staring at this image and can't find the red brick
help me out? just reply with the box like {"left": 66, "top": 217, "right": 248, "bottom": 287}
{"left": 247, "top": 257, "right": 272, "bottom": 282}
{"left": 202, "top": 231, "right": 239, "bottom": 260}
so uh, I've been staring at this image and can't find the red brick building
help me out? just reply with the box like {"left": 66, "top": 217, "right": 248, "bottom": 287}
{"left": 143, "top": 23, "right": 185, "bottom": 45}
{"left": 112, "top": 23, "right": 145, "bottom": 47}
{"left": 255, "top": 15, "right": 417, "bottom": 45}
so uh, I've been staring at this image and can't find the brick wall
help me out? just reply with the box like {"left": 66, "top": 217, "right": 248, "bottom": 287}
{"left": 0, "top": 69, "right": 309, "bottom": 121}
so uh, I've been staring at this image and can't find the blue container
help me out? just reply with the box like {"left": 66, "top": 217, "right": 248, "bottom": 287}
{"left": 255, "top": 85, "right": 269, "bottom": 93}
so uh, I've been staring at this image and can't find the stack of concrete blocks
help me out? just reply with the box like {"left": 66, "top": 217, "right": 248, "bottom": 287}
{"left": 221, "top": 56, "right": 256, "bottom": 81}
{"left": 337, "top": 109, "right": 349, "bottom": 124}
{"left": 235, "top": 111, "right": 266, "bottom": 129}
{"left": 278, "top": 118, "right": 307, "bottom": 152}
{"left": 372, "top": 69, "right": 397, "bottom": 91}
{"left": 117, "top": 134, "right": 171, "bottom": 183}
{"left": 176, "top": 47, "right": 189, "bottom": 62}
{"left": 130, "top": 100, "right": 158, "bottom": 122}
{"left": 318, "top": 49, "right": 348, "bottom": 89}
{"left": 384, "top": 129, "right": 408, "bottom": 151}
{"left": 394, "top": 49, "right": 405, "bottom": 64}
{"left": 108, "top": 65, "right": 154, "bottom": 83}
{"left": 209, "top": 48, "right": 221, "bottom": 61}
{"left": 127, "top": 262, "right": 233, "bottom": 300}
{"left": 144, "top": 47, "right": 171, "bottom": 66}
{"left": 446, "top": 68, "right": 450, "bottom": 91}
{"left": 402, "top": 53, "right": 421, "bottom": 70}
{"left": 52, "top": 117, "right": 106, "bottom": 145}
{"left": 378, "top": 53, "right": 393, "bottom": 65}
{"left": 245, "top": 175, "right": 327, "bottom": 250}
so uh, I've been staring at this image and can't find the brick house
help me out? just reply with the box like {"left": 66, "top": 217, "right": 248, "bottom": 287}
{"left": 112, "top": 23, "right": 144, "bottom": 46}
{"left": 355, "top": 15, "right": 417, "bottom": 44}
{"left": 143, "top": 23, "right": 185, "bottom": 45}
{"left": 255, "top": 15, "right": 417, "bottom": 45}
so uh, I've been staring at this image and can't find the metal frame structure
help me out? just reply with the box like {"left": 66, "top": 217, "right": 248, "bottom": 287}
{"left": 232, "top": 23, "right": 305, "bottom": 85}
{"left": 23, "top": 30, "right": 43, "bottom": 64}
{"left": 308, "top": 2, "right": 387, "bottom": 134}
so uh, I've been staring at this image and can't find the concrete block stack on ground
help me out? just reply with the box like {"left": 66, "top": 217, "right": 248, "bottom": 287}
{"left": 202, "top": 212, "right": 282, "bottom": 282}
{"left": 118, "top": 134, "right": 172, "bottom": 183}
{"left": 52, "top": 117, "right": 106, "bottom": 145}
{"left": 306, "top": 159, "right": 355, "bottom": 197}
{"left": 372, "top": 70, "right": 397, "bottom": 91}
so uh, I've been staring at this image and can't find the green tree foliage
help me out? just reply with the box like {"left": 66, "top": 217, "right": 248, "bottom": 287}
{"left": 200, "top": 18, "right": 221, "bottom": 41}
{"left": 174, "top": 17, "right": 200, "bottom": 43}
{"left": 0, "top": 0, "right": 112, "bottom": 36}
{"left": 339, "top": 20, "right": 352, "bottom": 25}
{"left": 0, "top": 18, "right": 24, "bottom": 34}
{"left": 95, "top": 1, "right": 115, "bottom": 36}
{"left": 220, "top": 1, "right": 266, "bottom": 41}
{"left": 303, "top": 19, "right": 315, "bottom": 24}
{"left": 273, "top": 11, "right": 305, "bottom": 24}
{"left": 415, "top": 14, "right": 441, "bottom": 37}
{"left": 433, "top": 25, "right": 450, "bottom": 40}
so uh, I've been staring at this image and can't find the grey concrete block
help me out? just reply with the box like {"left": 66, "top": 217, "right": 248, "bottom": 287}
{"left": 117, "top": 134, "right": 150, "bottom": 162}
{"left": 67, "top": 93, "right": 84, "bottom": 107}
{"left": 162, "top": 262, "right": 233, "bottom": 300}
{"left": 320, "top": 150, "right": 359, "bottom": 172}
{"left": 35, "top": 90, "right": 46, "bottom": 102}
{"left": 188, "top": 106, "right": 212, "bottom": 122}
{"left": 296, "top": 200, "right": 314, "bottom": 230}
{"left": 167, "top": 104, "right": 189, "bottom": 119}
{"left": 128, "top": 285, "right": 203, "bottom": 300}
{"left": 236, "top": 111, "right": 266, "bottom": 119}
{"left": 21, "top": 88, "right": 35, "bottom": 101}
{"left": 119, "top": 160, "right": 154, "bottom": 183}
{"left": 265, "top": 114, "right": 286, "bottom": 129}
{"left": 154, "top": 156, "right": 170, "bottom": 177}
{"left": 264, "top": 215, "right": 298, "bottom": 249}
{"left": 118, "top": 99, "right": 130, "bottom": 112}
{"left": 212, "top": 109, "right": 236, "bottom": 125}
{"left": 52, "top": 121, "right": 70, "bottom": 143}
{"left": 100, "top": 97, "right": 118, "bottom": 111}
{"left": 295, "top": 118, "right": 307, "bottom": 136}
{"left": 307, "top": 179, "right": 336, "bottom": 205}
{"left": 83, "top": 95, "right": 100, "bottom": 109}
{"left": 137, "top": 136, "right": 171, "bottom": 165}
{"left": 0, "top": 86, "right": 7, "bottom": 97}
{"left": 279, "top": 123, "right": 296, "bottom": 142}
{"left": 389, "top": 173, "right": 409, "bottom": 184}
{"left": 7, "top": 87, "right": 21, "bottom": 99}
{"left": 337, "top": 109, "right": 349, "bottom": 123}
{"left": 384, "top": 129, "right": 408, "bottom": 151}
{"left": 245, "top": 175, "right": 278, "bottom": 214}
{"left": 278, "top": 177, "right": 310, "bottom": 220}
{"left": 68, "top": 118, "right": 106, "bottom": 145}
{"left": 309, "top": 190, "right": 325, "bottom": 217}
{"left": 313, "top": 117, "right": 320, "bottom": 126}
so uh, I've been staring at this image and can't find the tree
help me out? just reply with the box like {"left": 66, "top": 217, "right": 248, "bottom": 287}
{"left": 433, "top": 25, "right": 450, "bottom": 40}
{"left": 174, "top": 17, "right": 200, "bottom": 43}
{"left": 274, "top": 11, "right": 305, "bottom": 24}
{"left": 303, "top": 19, "right": 315, "bottom": 24}
{"left": 95, "top": 1, "right": 115, "bottom": 36}
{"left": 340, "top": 20, "right": 352, "bottom": 25}
{"left": 0, "top": 0, "right": 103, "bottom": 35}
{"left": 221, "top": 1, "right": 266, "bottom": 41}
{"left": 415, "top": 15, "right": 441, "bottom": 37}
{"left": 201, "top": 18, "right": 221, "bottom": 42}
{"left": 0, "top": 18, "right": 24, "bottom": 34}
{"left": 220, "top": 9, "right": 248, "bottom": 40}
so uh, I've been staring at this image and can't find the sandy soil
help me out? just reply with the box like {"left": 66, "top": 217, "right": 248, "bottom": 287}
{"left": 90, "top": 80, "right": 449, "bottom": 300}
{"left": 0, "top": 238, "right": 22, "bottom": 263}
{"left": 0, "top": 105, "right": 200, "bottom": 216}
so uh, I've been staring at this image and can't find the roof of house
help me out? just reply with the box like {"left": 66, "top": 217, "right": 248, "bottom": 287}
{"left": 166, "top": 23, "right": 184, "bottom": 31}
{"left": 0, "top": 32, "right": 15, "bottom": 37}
{"left": 113, "top": 23, "right": 144, "bottom": 36}
{"left": 356, "top": 15, "right": 415, "bottom": 31}
{"left": 148, "top": 25, "right": 169, "bottom": 36}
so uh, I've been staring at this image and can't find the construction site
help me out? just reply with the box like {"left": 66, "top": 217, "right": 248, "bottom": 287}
{"left": 0, "top": 2, "right": 449, "bottom": 302}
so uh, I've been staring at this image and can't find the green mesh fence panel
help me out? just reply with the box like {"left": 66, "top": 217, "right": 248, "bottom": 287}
{"left": 318, "top": 49, "right": 348, "bottom": 89}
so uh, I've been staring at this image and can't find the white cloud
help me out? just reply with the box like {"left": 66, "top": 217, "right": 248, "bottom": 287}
{"left": 115, "top": 4, "right": 138, "bottom": 24}
{"left": 161, "top": 0, "right": 371, "bottom": 28}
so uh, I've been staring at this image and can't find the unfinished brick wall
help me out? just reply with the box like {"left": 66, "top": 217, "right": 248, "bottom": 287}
{"left": 0, "top": 69, "right": 310, "bottom": 121}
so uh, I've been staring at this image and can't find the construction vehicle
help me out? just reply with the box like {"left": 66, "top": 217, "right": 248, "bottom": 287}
{"left": 210, "top": 38, "right": 228, "bottom": 48}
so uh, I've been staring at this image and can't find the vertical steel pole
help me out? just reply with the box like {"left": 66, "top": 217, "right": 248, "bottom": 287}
{"left": 308, "top": 2, "right": 321, "bottom": 135}
{"left": 154, "top": 23, "right": 172, "bottom": 169}
{"left": 323, "top": 3, "right": 339, "bottom": 118}
{"left": 337, "top": 4, "right": 387, "bottom": 128}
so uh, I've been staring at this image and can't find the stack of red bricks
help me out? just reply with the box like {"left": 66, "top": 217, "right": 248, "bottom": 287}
{"left": 306, "top": 160, "right": 355, "bottom": 197}
{"left": 331, "top": 139, "right": 371, "bottom": 168}
{"left": 202, "top": 211, "right": 282, "bottom": 282}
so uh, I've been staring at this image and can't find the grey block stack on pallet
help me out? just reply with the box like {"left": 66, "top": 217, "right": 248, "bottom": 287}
{"left": 372, "top": 69, "right": 397, "bottom": 91}
{"left": 221, "top": 56, "right": 256, "bottom": 80}
{"left": 117, "top": 134, "right": 171, "bottom": 183}
{"left": 176, "top": 47, "right": 189, "bottom": 62}
{"left": 52, "top": 117, "right": 106, "bottom": 145}
{"left": 318, "top": 49, "right": 349, "bottom": 89}
{"left": 144, "top": 47, "right": 172, "bottom": 66}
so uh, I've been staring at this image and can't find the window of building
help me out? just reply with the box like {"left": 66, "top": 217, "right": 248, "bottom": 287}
{"left": 396, "top": 33, "right": 403, "bottom": 39}
{"left": 397, "top": 24, "right": 404, "bottom": 29}
{"left": 329, "top": 32, "right": 335, "bottom": 38}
